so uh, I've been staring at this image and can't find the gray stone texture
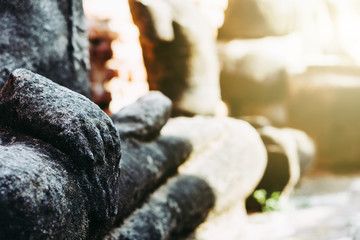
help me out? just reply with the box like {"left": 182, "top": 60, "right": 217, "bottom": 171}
{"left": 0, "top": 0, "right": 90, "bottom": 97}
{"left": 111, "top": 91, "right": 172, "bottom": 141}
{"left": 104, "top": 175, "right": 215, "bottom": 240}
{"left": 0, "top": 69, "right": 121, "bottom": 239}
{"left": 115, "top": 136, "right": 192, "bottom": 222}
{"left": 0, "top": 129, "right": 89, "bottom": 239}
{"left": 0, "top": 69, "right": 193, "bottom": 239}
{"left": 111, "top": 92, "right": 192, "bottom": 222}
{"left": 129, "top": 0, "right": 221, "bottom": 116}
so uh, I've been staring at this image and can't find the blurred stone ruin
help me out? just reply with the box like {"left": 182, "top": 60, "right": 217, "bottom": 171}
{"left": 1, "top": 0, "right": 360, "bottom": 239}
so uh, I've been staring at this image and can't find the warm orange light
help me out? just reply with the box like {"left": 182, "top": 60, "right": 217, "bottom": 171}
{"left": 83, "top": 0, "right": 149, "bottom": 114}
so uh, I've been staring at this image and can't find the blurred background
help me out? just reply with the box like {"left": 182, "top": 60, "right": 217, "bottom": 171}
{"left": 82, "top": 0, "right": 360, "bottom": 239}
{"left": 83, "top": 0, "right": 360, "bottom": 169}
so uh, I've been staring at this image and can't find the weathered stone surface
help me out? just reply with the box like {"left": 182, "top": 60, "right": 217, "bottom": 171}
{"left": 116, "top": 136, "right": 192, "bottom": 222}
{"left": 0, "top": 129, "right": 89, "bottom": 239}
{"left": 111, "top": 91, "right": 172, "bottom": 141}
{"left": 104, "top": 175, "right": 215, "bottom": 240}
{"left": 129, "top": 0, "right": 221, "bottom": 116}
{"left": 0, "top": 69, "right": 121, "bottom": 239}
{"left": 0, "top": 69, "right": 121, "bottom": 172}
{"left": 0, "top": 129, "right": 90, "bottom": 239}
{"left": 0, "top": 70, "right": 194, "bottom": 238}
{"left": 162, "top": 116, "right": 267, "bottom": 238}
{"left": 0, "top": 0, "right": 90, "bottom": 97}
{"left": 0, "top": 69, "right": 194, "bottom": 239}
{"left": 109, "top": 91, "right": 192, "bottom": 224}
{"left": 288, "top": 66, "right": 360, "bottom": 169}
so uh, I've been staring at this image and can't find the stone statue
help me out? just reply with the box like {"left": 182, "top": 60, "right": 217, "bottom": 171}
{"left": 0, "top": 69, "right": 202, "bottom": 239}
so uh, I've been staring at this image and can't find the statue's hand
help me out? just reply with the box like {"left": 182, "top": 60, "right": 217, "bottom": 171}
{"left": 111, "top": 91, "right": 172, "bottom": 141}
{"left": 0, "top": 69, "right": 121, "bottom": 170}
{"left": 110, "top": 92, "right": 192, "bottom": 221}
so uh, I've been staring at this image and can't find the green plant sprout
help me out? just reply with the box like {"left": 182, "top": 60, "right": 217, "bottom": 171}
{"left": 253, "top": 189, "right": 281, "bottom": 212}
